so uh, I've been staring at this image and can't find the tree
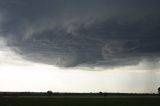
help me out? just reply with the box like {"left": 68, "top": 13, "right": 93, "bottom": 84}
{"left": 158, "top": 87, "right": 160, "bottom": 94}
{"left": 99, "top": 91, "right": 103, "bottom": 95}
{"left": 47, "top": 90, "right": 53, "bottom": 96}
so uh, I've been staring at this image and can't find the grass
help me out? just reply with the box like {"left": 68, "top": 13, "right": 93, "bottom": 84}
{"left": 0, "top": 96, "right": 160, "bottom": 106}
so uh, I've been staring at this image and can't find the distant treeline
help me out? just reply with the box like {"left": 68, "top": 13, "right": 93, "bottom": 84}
{"left": 0, "top": 92, "right": 159, "bottom": 97}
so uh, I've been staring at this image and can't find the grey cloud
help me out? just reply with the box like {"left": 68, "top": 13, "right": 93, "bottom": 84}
{"left": 0, "top": 0, "right": 160, "bottom": 67}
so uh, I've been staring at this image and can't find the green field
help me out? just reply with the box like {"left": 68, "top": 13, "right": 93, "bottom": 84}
{"left": 0, "top": 96, "right": 160, "bottom": 106}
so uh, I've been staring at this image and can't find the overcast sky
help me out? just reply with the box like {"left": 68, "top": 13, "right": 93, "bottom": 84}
{"left": 0, "top": 0, "right": 160, "bottom": 93}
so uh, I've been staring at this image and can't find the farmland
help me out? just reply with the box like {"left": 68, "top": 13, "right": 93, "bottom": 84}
{"left": 0, "top": 95, "right": 160, "bottom": 106}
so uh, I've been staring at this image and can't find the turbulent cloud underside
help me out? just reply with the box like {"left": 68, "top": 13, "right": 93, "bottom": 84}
{"left": 0, "top": 0, "right": 160, "bottom": 68}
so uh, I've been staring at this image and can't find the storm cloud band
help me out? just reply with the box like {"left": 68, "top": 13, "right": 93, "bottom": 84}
{"left": 0, "top": 0, "right": 160, "bottom": 67}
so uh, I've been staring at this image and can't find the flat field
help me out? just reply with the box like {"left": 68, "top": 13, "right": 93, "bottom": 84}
{"left": 0, "top": 96, "right": 160, "bottom": 106}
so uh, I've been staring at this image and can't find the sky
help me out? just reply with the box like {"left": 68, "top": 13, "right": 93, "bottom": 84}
{"left": 0, "top": 0, "right": 160, "bottom": 93}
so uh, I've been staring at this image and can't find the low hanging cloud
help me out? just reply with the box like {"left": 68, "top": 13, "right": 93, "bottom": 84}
{"left": 0, "top": 0, "right": 160, "bottom": 67}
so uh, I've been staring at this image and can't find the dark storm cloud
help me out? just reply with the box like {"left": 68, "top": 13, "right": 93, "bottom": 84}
{"left": 0, "top": 0, "right": 160, "bottom": 67}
